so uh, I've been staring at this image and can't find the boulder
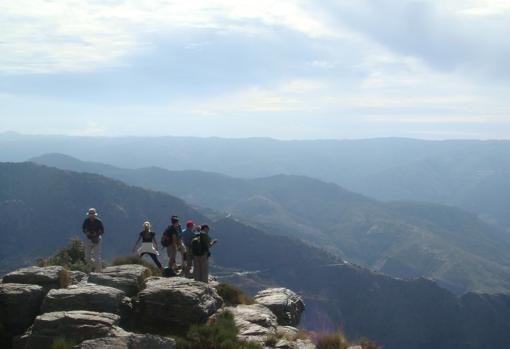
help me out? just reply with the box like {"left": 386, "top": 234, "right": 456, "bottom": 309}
{"left": 69, "top": 271, "right": 88, "bottom": 286}
{"left": 2, "top": 266, "right": 68, "bottom": 293}
{"left": 41, "top": 284, "right": 126, "bottom": 315}
{"left": 254, "top": 288, "right": 305, "bottom": 326}
{"left": 133, "top": 277, "right": 223, "bottom": 334}
{"left": 77, "top": 333, "right": 176, "bottom": 349}
{"left": 219, "top": 304, "right": 278, "bottom": 344}
{"left": 295, "top": 339, "right": 317, "bottom": 349}
{"left": 0, "top": 283, "right": 44, "bottom": 336}
{"left": 14, "top": 311, "right": 126, "bottom": 349}
{"left": 88, "top": 265, "right": 150, "bottom": 297}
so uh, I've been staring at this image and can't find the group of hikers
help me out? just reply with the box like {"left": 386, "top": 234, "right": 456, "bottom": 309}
{"left": 82, "top": 208, "right": 218, "bottom": 283}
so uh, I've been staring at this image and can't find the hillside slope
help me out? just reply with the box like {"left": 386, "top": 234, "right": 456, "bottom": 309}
{"left": 1, "top": 162, "right": 510, "bottom": 349}
{"left": 31, "top": 153, "right": 510, "bottom": 294}
{"left": 3, "top": 133, "right": 510, "bottom": 229}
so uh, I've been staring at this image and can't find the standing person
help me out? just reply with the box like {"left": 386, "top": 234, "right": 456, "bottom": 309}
{"left": 192, "top": 224, "right": 218, "bottom": 283}
{"left": 161, "top": 215, "right": 181, "bottom": 270}
{"left": 132, "top": 221, "right": 163, "bottom": 270}
{"left": 82, "top": 208, "right": 104, "bottom": 272}
{"left": 181, "top": 220, "right": 196, "bottom": 278}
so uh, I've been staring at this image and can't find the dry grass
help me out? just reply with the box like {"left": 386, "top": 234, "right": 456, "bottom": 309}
{"left": 316, "top": 331, "right": 349, "bottom": 349}
{"left": 216, "top": 283, "right": 255, "bottom": 306}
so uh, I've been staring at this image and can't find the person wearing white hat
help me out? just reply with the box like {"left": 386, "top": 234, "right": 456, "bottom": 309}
{"left": 132, "top": 221, "right": 163, "bottom": 270}
{"left": 82, "top": 208, "right": 104, "bottom": 272}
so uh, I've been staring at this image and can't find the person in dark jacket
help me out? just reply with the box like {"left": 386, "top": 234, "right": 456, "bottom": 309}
{"left": 181, "top": 220, "right": 195, "bottom": 278}
{"left": 192, "top": 224, "right": 218, "bottom": 283}
{"left": 162, "top": 215, "right": 181, "bottom": 270}
{"left": 82, "top": 208, "right": 104, "bottom": 272}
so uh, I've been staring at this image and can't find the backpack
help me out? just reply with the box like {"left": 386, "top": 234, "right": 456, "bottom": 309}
{"left": 161, "top": 227, "right": 172, "bottom": 247}
{"left": 191, "top": 233, "right": 207, "bottom": 256}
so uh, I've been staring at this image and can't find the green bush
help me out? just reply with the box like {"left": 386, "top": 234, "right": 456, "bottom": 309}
{"left": 111, "top": 255, "right": 160, "bottom": 277}
{"left": 216, "top": 283, "right": 254, "bottom": 306}
{"left": 316, "top": 331, "right": 349, "bottom": 349}
{"left": 52, "top": 336, "right": 77, "bottom": 349}
{"left": 177, "top": 311, "right": 262, "bottom": 349}
{"left": 37, "top": 237, "right": 89, "bottom": 273}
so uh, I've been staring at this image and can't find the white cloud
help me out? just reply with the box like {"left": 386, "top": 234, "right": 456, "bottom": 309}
{"left": 0, "top": 0, "right": 335, "bottom": 74}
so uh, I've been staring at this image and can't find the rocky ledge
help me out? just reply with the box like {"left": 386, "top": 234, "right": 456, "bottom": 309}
{"left": 0, "top": 265, "right": 310, "bottom": 349}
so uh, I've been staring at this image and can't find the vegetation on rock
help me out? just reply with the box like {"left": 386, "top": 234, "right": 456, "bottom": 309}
{"left": 216, "top": 283, "right": 254, "bottom": 306}
{"left": 37, "top": 237, "right": 89, "bottom": 273}
{"left": 176, "top": 311, "right": 262, "bottom": 349}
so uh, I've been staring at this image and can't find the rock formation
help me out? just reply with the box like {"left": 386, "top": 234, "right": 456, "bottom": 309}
{"left": 1, "top": 265, "right": 312, "bottom": 349}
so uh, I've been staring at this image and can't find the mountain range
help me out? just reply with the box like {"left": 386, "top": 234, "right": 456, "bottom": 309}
{"left": 1, "top": 133, "right": 509, "bottom": 230}
{"left": 1, "top": 161, "right": 510, "bottom": 349}
{"left": 30, "top": 153, "right": 510, "bottom": 295}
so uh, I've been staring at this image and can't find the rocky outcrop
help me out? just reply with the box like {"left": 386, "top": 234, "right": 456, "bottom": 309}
{"left": 219, "top": 304, "right": 279, "bottom": 344}
{"left": 2, "top": 266, "right": 69, "bottom": 293}
{"left": 41, "top": 284, "right": 126, "bottom": 315}
{"left": 14, "top": 310, "right": 127, "bottom": 349}
{"left": 77, "top": 333, "right": 176, "bottom": 349}
{"left": 254, "top": 288, "right": 305, "bottom": 326}
{"left": 88, "top": 265, "right": 150, "bottom": 297}
{"left": 133, "top": 277, "right": 223, "bottom": 334}
{"left": 0, "top": 283, "right": 45, "bottom": 337}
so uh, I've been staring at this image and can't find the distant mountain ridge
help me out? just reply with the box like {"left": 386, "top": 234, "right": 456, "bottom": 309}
{"left": 1, "top": 161, "right": 510, "bottom": 349}
{"left": 30, "top": 153, "right": 510, "bottom": 295}
{"left": 2, "top": 133, "right": 509, "bottom": 229}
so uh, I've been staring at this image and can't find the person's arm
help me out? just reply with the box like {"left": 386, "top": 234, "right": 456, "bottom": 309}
{"left": 132, "top": 236, "right": 142, "bottom": 253}
{"left": 210, "top": 239, "right": 218, "bottom": 247}
{"left": 153, "top": 234, "right": 159, "bottom": 250}
{"left": 82, "top": 220, "right": 87, "bottom": 234}
{"left": 98, "top": 220, "right": 104, "bottom": 235}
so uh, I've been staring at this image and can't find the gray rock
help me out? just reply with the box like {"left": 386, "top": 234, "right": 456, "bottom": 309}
{"left": 254, "top": 288, "right": 305, "bottom": 326}
{"left": 69, "top": 271, "right": 88, "bottom": 286}
{"left": 219, "top": 304, "right": 278, "bottom": 344}
{"left": 2, "top": 266, "right": 69, "bottom": 293}
{"left": 14, "top": 310, "right": 127, "bottom": 349}
{"left": 0, "top": 283, "right": 44, "bottom": 336}
{"left": 41, "top": 284, "right": 126, "bottom": 315}
{"left": 77, "top": 333, "right": 176, "bottom": 349}
{"left": 276, "top": 326, "right": 299, "bottom": 339}
{"left": 89, "top": 265, "right": 150, "bottom": 297}
{"left": 295, "top": 339, "right": 316, "bottom": 349}
{"left": 133, "top": 277, "right": 223, "bottom": 334}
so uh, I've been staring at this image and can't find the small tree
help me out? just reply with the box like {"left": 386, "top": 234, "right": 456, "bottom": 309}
{"left": 37, "top": 237, "right": 89, "bottom": 272}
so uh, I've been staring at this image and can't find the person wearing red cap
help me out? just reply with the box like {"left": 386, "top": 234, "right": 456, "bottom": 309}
{"left": 181, "top": 220, "right": 195, "bottom": 278}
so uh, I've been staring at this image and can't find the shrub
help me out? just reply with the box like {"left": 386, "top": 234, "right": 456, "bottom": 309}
{"left": 52, "top": 336, "right": 77, "bottom": 349}
{"left": 111, "top": 255, "right": 160, "bottom": 277}
{"left": 316, "top": 331, "right": 349, "bottom": 349}
{"left": 37, "top": 237, "right": 89, "bottom": 273}
{"left": 216, "top": 283, "right": 254, "bottom": 306}
{"left": 177, "top": 311, "right": 262, "bottom": 349}
{"left": 353, "top": 338, "right": 384, "bottom": 349}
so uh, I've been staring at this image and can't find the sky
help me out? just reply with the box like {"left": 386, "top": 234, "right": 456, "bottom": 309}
{"left": 1, "top": 0, "right": 510, "bottom": 140}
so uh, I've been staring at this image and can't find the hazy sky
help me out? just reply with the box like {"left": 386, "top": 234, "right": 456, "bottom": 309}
{"left": 1, "top": 0, "right": 510, "bottom": 139}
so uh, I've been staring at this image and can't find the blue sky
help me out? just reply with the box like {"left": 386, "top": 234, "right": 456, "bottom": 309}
{"left": 1, "top": 0, "right": 510, "bottom": 139}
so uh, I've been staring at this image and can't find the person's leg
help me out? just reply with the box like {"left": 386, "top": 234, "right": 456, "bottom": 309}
{"left": 196, "top": 256, "right": 207, "bottom": 282}
{"left": 193, "top": 256, "right": 200, "bottom": 282}
{"left": 203, "top": 256, "right": 209, "bottom": 283}
{"left": 148, "top": 253, "right": 163, "bottom": 269}
{"left": 167, "top": 245, "right": 177, "bottom": 269}
{"left": 84, "top": 240, "right": 93, "bottom": 270}
{"left": 94, "top": 240, "right": 102, "bottom": 272}
{"left": 184, "top": 249, "right": 193, "bottom": 278}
